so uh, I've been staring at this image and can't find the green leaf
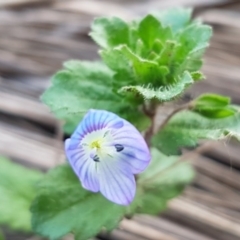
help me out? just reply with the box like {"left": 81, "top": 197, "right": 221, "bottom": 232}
{"left": 139, "top": 15, "right": 160, "bottom": 49}
{"left": 192, "top": 93, "right": 236, "bottom": 118}
{"left": 152, "top": 8, "right": 192, "bottom": 33}
{"left": 194, "top": 93, "right": 230, "bottom": 107}
{"left": 179, "top": 23, "right": 212, "bottom": 55}
{"left": 156, "top": 40, "right": 178, "bottom": 67}
{"left": 90, "top": 17, "right": 129, "bottom": 49}
{"left": 120, "top": 45, "right": 165, "bottom": 83}
{"left": 90, "top": 9, "right": 211, "bottom": 95}
{"left": 31, "top": 164, "right": 126, "bottom": 240}
{"left": 194, "top": 107, "right": 236, "bottom": 119}
{"left": 138, "top": 14, "right": 173, "bottom": 49}
{"left": 102, "top": 45, "right": 192, "bottom": 87}
{"left": 152, "top": 110, "right": 240, "bottom": 155}
{"left": 175, "top": 22, "right": 212, "bottom": 72}
{"left": 100, "top": 48, "right": 135, "bottom": 87}
{"left": 101, "top": 45, "right": 165, "bottom": 85}
{"left": 0, "top": 157, "right": 43, "bottom": 231}
{"left": 41, "top": 60, "right": 148, "bottom": 134}
{"left": 31, "top": 153, "right": 194, "bottom": 237}
{"left": 131, "top": 148, "right": 194, "bottom": 215}
{"left": 119, "top": 71, "right": 193, "bottom": 101}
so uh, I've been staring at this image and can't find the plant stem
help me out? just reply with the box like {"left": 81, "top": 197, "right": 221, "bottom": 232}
{"left": 142, "top": 100, "right": 157, "bottom": 147}
{"left": 143, "top": 101, "right": 192, "bottom": 147}
{"left": 144, "top": 117, "right": 154, "bottom": 147}
{"left": 157, "top": 103, "right": 192, "bottom": 132}
{"left": 140, "top": 142, "right": 210, "bottom": 184}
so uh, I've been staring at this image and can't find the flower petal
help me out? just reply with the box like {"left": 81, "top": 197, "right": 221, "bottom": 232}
{"left": 65, "top": 139, "right": 100, "bottom": 192}
{"left": 99, "top": 158, "right": 136, "bottom": 205}
{"left": 117, "top": 147, "right": 150, "bottom": 174}
{"left": 111, "top": 121, "right": 151, "bottom": 174}
{"left": 65, "top": 109, "right": 151, "bottom": 205}
{"left": 71, "top": 110, "right": 122, "bottom": 141}
{"left": 79, "top": 160, "right": 100, "bottom": 192}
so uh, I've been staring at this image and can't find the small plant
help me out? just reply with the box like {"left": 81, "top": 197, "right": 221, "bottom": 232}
{"left": 28, "top": 8, "right": 240, "bottom": 240}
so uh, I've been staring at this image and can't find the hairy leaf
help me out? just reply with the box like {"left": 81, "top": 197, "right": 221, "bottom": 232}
{"left": 89, "top": 9, "right": 212, "bottom": 104}
{"left": 0, "top": 157, "right": 43, "bottom": 231}
{"left": 192, "top": 93, "right": 237, "bottom": 118}
{"left": 119, "top": 71, "right": 193, "bottom": 101}
{"left": 90, "top": 17, "right": 129, "bottom": 49}
{"left": 101, "top": 45, "right": 167, "bottom": 85}
{"left": 175, "top": 22, "right": 212, "bottom": 72}
{"left": 131, "top": 148, "right": 194, "bottom": 215}
{"left": 152, "top": 8, "right": 192, "bottom": 33}
{"left": 41, "top": 61, "right": 148, "bottom": 134}
{"left": 153, "top": 110, "right": 240, "bottom": 155}
{"left": 100, "top": 47, "right": 136, "bottom": 90}
{"left": 31, "top": 164, "right": 127, "bottom": 240}
{"left": 138, "top": 14, "right": 173, "bottom": 50}
{"left": 194, "top": 93, "right": 230, "bottom": 107}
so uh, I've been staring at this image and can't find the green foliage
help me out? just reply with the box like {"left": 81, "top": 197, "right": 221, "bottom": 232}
{"left": 119, "top": 71, "right": 193, "bottom": 101}
{"left": 192, "top": 93, "right": 237, "bottom": 118}
{"left": 0, "top": 157, "right": 43, "bottom": 231}
{"left": 36, "top": 8, "right": 231, "bottom": 240}
{"left": 31, "top": 147, "right": 194, "bottom": 239}
{"left": 152, "top": 8, "right": 192, "bottom": 33}
{"left": 91, "top": 8, "right": 211, "bottom": 101}
{"left": 42, "top": 9, "right": 213, "bottom": 135}
{"left": 41, "top": 60, "right": 149, "bottom": 134}
{"left": 152, "top": 110, "right": 240, "bottom": 155}
{"left": 31, "top": 165, "right": 126, "bottom": 240}
{"left": 90, "top": 17, "right": 129, "bottom": 49}
{"left": 133, "top": 148, "right": 194, "bottom": 214}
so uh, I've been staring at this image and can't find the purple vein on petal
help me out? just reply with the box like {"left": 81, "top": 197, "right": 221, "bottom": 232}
{"left": 103, "top": 161, "right": 126, "bottom": 204}
{"left": 122, "top": 147, "right": 150, "bottom": 161}
{"left": 100, "top": 112, "right": 109, "bottom": 129}
{"left": 96, "top": 111, "right": 104, "bottom": 130}
{"left": 70, "top": 151, "right": 85, "bottom": 165}
{"left": 72, "top": 152, "right": 86, "bottom": 166}
{"left": 85, "top": 163, "right": 99, "bottom": 192}
{"left": 85, "top": 116, "right": 92, "bottom": 133}
{"left": 87, "top": 111, "right": 93, "bottom": 132}
{"left": 65, "top": 109, "right": 150, "bottom": 205}
{"left": 74, "top": 156, "right": 88, "bottom": 171}
{"left": 120, "top": 143, "right": 147, "bottom": 154}
{"left": 117, "top": 165, "right": 134, "bottom": 200}
{"left": 100, "top": 162, "right": 116, "bottom": 202}
{"left": 101, "top": 160, "right": 133, "bottom": 205}
{"left": 90, "top": 110, "right": 97, "bottom": 132}
{"left": 78, "top": 159, "right": 91, "bottom": 183}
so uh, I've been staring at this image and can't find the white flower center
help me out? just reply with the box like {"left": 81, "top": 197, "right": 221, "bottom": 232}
{"left": 81, "top": 129, "right": 112, "bottom": 161}
{"left": 80, "top": 128, "right": 124, "bottom": 163}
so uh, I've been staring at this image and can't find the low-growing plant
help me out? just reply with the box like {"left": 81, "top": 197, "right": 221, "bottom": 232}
{"left": 31, "top": 9, "right": 240, "bottom": 239}
{"left": 3, "top": 8, "right": 238, "bottom": 240}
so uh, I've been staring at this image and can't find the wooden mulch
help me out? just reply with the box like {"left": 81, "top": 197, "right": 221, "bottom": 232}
{"left": 1, "top": 0, "right": 240, "bottom": 239}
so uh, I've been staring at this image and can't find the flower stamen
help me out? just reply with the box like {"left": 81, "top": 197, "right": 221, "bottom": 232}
{"left": 115, "top": 144, "right": 124, "bottom": 152}
{"left": 93, "top": 155, "right": 100, "bottom": 162}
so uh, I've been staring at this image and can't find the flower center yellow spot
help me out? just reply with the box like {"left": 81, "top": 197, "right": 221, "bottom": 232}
{"left": 90, "top": 140, "right": 102, "bottom": 150}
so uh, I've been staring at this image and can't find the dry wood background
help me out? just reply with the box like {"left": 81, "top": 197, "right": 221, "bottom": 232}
{"left": 0, "top": 0, "right": 240, "bottom": 239}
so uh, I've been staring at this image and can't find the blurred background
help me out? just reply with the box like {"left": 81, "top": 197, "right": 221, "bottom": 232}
{"left": 0, "top": 0, "right": 240, "bottom": 239}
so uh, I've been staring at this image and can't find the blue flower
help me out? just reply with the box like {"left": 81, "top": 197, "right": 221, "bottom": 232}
{"left": 65, "top": 109, "right": 151, "bottom": 205}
